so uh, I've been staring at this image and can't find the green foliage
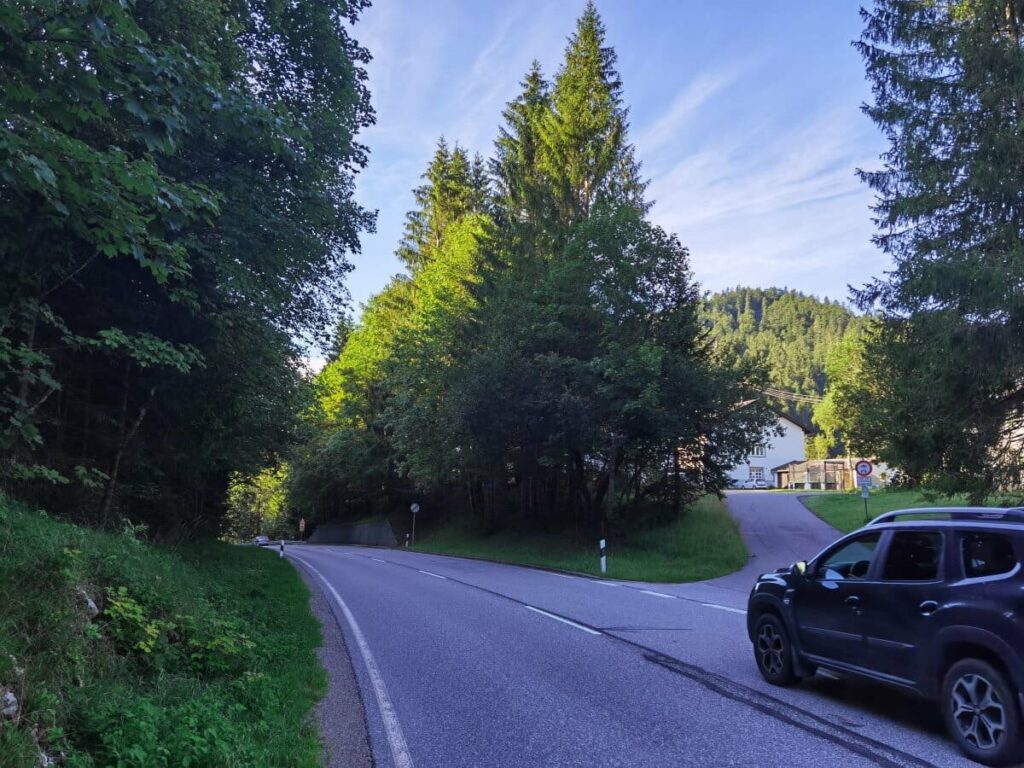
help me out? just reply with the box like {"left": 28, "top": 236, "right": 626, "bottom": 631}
{"left": 0, "top": 0, "right": 373, "bottom": 532}
{"left": 803, "top": 489, "right": 1019, "bottom": 535}
{"left": 0, "top": 494, "right": 324, "bottom": 767}
{"left": 703, "top": 287, "right": 861, "bottom": 424}
{"left": 850, "top": 0, "right": 1024, "bottom": 498}
{"left": 223, "top": 465, "right": 290, "bottom": 542}
{"left": 292, "top": 5, "right": 771, "bottom": 535}
{"left": 413, "top": 495, "right": 747, "bottom": 583}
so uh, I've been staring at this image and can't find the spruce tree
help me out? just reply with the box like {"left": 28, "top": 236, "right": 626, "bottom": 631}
{"left": 853, "top": 0, "right": 1024, "bottom": 496}
{"left": 537, "top": 1, "right": 647, "bottom": 234}
{"left": 397, "top": 139, "right": 490, "bottom": 271}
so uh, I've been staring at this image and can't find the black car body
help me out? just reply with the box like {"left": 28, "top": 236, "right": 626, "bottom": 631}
{"left": 747, "top": 507, "right": 1024, "bottom": 765}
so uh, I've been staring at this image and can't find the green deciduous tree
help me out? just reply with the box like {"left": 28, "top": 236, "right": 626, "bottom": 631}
{"left": 1, "top": 0, "right": 373, "bottom": 533}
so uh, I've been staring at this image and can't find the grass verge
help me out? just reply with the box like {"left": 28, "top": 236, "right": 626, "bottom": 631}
{"left": 802, "top": 489, "right": 1019, "bottom": 534}
{"left": 412, "top": 495, "right": 747, "bottom": 582}
{"left": 0, "top": 495, "right": 325, "bottom": 767}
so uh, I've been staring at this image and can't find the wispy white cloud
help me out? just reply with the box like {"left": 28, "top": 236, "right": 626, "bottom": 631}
{"left": 634, "top": 65, "right": 747, "bottom": 156}
{"left": 646, "top": 105, "right": 885, "bottom": 299}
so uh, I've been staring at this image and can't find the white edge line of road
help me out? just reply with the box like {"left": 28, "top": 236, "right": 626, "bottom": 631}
{"left": 524, "top": 605, "right": 601, "bottom": 635}
{"left": 418, "top": 570, "right": 447, "bottom": 580}
{"left": 702, "top": 603, "right": 747, "bottom": 615}
{"left": 294, "top": 557, "right": 414, "bottom": 768}
{"left": 640, "top": 589, "right": 675, "bottom": 599}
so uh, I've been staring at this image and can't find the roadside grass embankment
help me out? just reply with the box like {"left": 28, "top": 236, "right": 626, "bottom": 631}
{"left": 411, "top": 495, "right": 747, "bottom": 583}
{"left": 0, "top": 495, "right": 324, "bottom": 767}
{"left": 802, "top": 489, "right": 1022, "bottom": 535}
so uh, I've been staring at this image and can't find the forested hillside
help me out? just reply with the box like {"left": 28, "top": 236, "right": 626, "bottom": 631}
{"left": 286, "top": 5, "right": 774, "bottom": 536}
{"left": 703, "top": 288, "right": 861, "bottom": 429}
{"left": 0, "top": 1, "right": 373, "bottom": 535}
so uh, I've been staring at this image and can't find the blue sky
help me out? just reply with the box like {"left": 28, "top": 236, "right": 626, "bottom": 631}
{"left": 347, "top": 1, "right": 888, "bottom": 312}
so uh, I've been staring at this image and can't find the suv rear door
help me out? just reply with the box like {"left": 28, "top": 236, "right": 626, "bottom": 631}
{"left": 857, "top": 528, "right": 946, "bottom": 687}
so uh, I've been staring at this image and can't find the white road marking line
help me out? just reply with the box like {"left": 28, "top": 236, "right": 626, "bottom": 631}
{"left": 524, "top": 605, "right": 601, "bottom": 636}
{"left": 640, "top": 589, "right": 675, "bottom": 599}
{"left": 371, "top": 557, "right": 387, "bottom": 563}
{"left": 551, "top": 572, "right": 575, "bottom": 579}
{"left": 292, "top": 558, "right": 413, "bottom": 768}
{"left": 596, "top": 581, "right": 619, "bottom": 587}
{"left": 702, "top": 603, "right": 747, "bottom": 615}
{"left": 418, "top": 570, "right": 447, "bottom": 580}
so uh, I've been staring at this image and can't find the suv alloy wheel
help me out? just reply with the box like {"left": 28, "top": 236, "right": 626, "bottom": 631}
{"left": 753, "top": 613, "right": 799, "bottom": 686}
{"left": 942, "top": 658, "right": 1023, "bottom": 766}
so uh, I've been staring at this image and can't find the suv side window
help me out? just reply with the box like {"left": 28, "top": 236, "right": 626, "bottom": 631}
{"left": 961, "top": 532, "right": 1017, "bottom": 578}
{"left": 882, "top": 531, "right": 942, "bottom": 581}
{"left": 816, "top": 532, "right": 881, "bottom": 580}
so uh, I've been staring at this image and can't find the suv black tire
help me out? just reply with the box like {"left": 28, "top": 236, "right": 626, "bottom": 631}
{"left": 941, "top": 658, "right": 1023, "bottom": 766}
{"left": 753, "top": 613, "right": 799, "bottom": 687}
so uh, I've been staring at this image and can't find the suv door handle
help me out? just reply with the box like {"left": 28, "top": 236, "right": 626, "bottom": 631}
{"left": 844, "top": 595, "right": 860, "bottom": 608}
{"left": 919, "top": 600, "right": 939, "bottom": 615}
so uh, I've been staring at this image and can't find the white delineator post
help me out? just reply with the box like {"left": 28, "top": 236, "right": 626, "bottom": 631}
{"left": 279, "top": 539, "right": 284, "bottom": 558}
{"left": 599, "top": 538, "right": 607, "bottom": 574}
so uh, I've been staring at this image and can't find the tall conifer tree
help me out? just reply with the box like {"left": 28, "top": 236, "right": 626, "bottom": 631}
{"left": 538, "top": 1, "right": 646, "bottom": 233}
{"left": 852, "top": 0, "right": 1024, "bottom": 496}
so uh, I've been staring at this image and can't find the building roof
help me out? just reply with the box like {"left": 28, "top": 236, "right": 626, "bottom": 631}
{"left": 774, "top": 412, "right": 809, "bottom": 434}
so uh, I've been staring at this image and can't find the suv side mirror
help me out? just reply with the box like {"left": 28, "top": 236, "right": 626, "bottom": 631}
{"left": 791, "top": 560, "right": 808, "bottom": 577}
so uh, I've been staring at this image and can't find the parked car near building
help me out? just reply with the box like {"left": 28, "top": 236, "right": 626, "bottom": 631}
{"left": 747, "top": 507, "right": 1024, "bottom": 765}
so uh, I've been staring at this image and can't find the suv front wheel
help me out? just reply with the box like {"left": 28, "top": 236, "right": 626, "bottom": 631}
{"left": 942, "top": 658, "right": 1023, "bottom": 766}
{"left": 753, "top": 613, "right": 799, "bottom": 686}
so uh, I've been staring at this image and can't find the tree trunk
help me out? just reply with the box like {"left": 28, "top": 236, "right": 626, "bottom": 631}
{"left": 99, "top": 370, "right": 154, "bottom": 525}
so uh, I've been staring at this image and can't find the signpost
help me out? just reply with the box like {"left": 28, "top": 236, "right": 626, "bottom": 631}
{"left": 410, "top": 503, "right": 420, "bottom": 546}
{"left": 855, "top": 460, "right": 873, "bottom": 522}
{"left": 298, "top": 517, "right": 305, "bottom": 540}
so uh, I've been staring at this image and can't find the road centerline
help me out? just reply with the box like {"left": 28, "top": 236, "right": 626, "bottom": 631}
{"left": 702, "top": 603, "right": 746, "bottom": 615}
{"left": 418, "top": 569, "right": 447, "bottom": 580}
{"left": 524, "top": 605, "right": 602, "bottom": 635}
{"left": 640, "top": 589, "right": 675, "bottom": 599}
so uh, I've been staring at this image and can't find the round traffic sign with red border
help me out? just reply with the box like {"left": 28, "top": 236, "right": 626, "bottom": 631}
{"left": 855, "top": 460, "right": 873, "bottom": 477}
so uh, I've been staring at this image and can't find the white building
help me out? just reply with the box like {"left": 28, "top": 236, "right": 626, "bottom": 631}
{"left": 728, "top": 413, "right": 807, "bottom": 488}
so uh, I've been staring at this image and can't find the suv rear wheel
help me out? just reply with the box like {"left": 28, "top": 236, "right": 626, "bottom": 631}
{"left": 942, "top": 658, "right": 1023, "bottom": 766}
{"left": 753, "top": 613, "right": 799, "bottom": 686}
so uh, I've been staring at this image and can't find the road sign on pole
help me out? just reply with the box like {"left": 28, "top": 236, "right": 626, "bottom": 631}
{"left": 855, "top": 460, "right": 873, "bottom": 478}
{"left": 410, "top": 503, "right": 420, "bottom": 546}
{"left": 298, "top": 517, "right": 305, "bottom": 539}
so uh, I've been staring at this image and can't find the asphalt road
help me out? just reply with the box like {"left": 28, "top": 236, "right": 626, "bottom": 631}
{"left": 287, "top": 492, "right": 980, "bottom": 768}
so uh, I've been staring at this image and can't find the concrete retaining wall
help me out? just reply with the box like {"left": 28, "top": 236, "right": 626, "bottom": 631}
{"left": 308, "top": 520, "right": 397, "bottom": 547}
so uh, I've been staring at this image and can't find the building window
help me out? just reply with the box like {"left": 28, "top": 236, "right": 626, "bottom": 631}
{"left": 751, "top": 445, "right": 766, "bottom": 457}
{"left": 749, "top": 466, "right": 765, "bottom": 481}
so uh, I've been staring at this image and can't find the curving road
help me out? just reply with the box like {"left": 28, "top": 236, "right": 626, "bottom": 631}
{"left": 288, "top": 492, "right": 977, "bottom": 768}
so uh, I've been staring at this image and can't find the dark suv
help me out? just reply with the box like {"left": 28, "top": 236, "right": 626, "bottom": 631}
{"left": 747, "top": 508, "right": 1024, "bottom": 766}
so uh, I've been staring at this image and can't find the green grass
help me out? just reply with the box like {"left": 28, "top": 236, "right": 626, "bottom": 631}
{"left": 802, "top": 489, "right": 1020, "bottom": 534}
{"left": 0, "top": 495, "right": 325, "bottom": 767}
{"left": 412, "top": 495, "right": 747, "bottom": 582}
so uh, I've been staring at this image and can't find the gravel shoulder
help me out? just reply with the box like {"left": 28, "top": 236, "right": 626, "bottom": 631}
{"left": 297, "top": 566, "right": 373, "bottom": 768}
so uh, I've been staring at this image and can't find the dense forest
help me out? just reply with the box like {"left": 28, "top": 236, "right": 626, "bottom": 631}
{"left": 702, "top": 288, "right": 861, "bottom": 430}
{"left": 283, "top": 5, "right": 774, "bottom": 538}
{"left": 0, "top": 1, "right": 374, "bottom": 535}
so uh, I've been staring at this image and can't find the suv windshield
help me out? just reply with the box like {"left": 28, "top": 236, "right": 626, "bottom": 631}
{"left": 816, "top": 532, "right": 881, "bottom": 580}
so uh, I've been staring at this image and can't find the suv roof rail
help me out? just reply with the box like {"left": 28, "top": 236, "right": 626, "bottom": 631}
{"left": 868, "top": 507, "right": 1024, "bottom": 526}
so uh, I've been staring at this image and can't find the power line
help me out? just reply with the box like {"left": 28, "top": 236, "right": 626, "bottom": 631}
{"left": 758, "top": 387, "right": 824, "bottom": 405}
